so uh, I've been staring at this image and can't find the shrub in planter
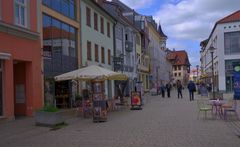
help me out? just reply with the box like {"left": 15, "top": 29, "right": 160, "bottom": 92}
{"left": 35, "top": 104, "right": 64, "bottom": 127}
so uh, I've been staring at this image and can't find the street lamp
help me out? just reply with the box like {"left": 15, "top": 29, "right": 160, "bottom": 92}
{"left": 209, "top": 46, "right": 216, "bottom": 99}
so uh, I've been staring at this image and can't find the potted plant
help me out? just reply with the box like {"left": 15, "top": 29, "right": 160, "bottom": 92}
{"left": 35, "top": 103, "right": 64, "bottom": 126}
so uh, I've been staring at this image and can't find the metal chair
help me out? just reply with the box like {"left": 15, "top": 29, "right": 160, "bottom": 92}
{"left": 197, "top": 99, "right": 213, "bottom": 119}
{"left": 223, "top": 100, "right": 238, "bottom": 120}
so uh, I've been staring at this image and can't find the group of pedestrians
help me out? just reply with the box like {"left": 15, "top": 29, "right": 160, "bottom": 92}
{"left": 157, "top": 80, "right": 199, "bottom": 101}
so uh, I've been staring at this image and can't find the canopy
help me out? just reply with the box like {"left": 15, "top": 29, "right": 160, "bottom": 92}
{"left": 54, "top": 65, "right": 128, "bottom": 81}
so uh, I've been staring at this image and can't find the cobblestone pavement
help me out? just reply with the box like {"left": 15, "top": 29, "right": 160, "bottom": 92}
{"left": 0, "top": 90, "right": 240, "bottom": 147}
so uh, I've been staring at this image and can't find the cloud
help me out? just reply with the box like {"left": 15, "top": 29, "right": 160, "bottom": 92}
{"left": 154, "top": 0, "right": 240, "bottom": 41}
{"left": 119, "top": 0, "right": 155, "bottom": 9}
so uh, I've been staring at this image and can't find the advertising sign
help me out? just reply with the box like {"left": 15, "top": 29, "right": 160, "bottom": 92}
{"left": 233, "top": 65, "right": 240, "bottom": 100}
{"left": 131, "top": 91, "right": 141, "bottom": 107}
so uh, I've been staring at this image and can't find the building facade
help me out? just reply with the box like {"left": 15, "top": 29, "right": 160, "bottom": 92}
{"left": 0, "top": 0, "right": 43, "bottom": 119}
{"left": 147, "top": 17, "right": 170, "bottom": 88}
{"left": 42, "top": 0, "right": 81, "bottom": 107}
{"left": 167, "top": 50, "right": 190, "bottom": 85}
{"left": 98, "top": 0, "right": 139, "bottom": 96}
{"left": 200, "top": 10, "right": 240, "bottom": 92}
{"left": 80, "top": 0, "right": 115, "bottom": 98}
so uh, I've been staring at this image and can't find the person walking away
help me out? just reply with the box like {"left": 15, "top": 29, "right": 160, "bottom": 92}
{"left": 176, "top": 80, "right": 183, "bottom": 98}
{"left": 160, "top": 83, "right": 165, "bottom": 98}
{"left": 187, "top": 81, "right": 196, "bottom": 101}
{"left": 166, "top": 82, "right": 172, "bottom": 98}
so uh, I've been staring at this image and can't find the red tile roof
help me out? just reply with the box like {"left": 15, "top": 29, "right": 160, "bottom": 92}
{"left": 167, "top": 50, "right": 190, "bottom": 66}
{"left": 217, "top": 10, "right": 240, "bottom": 24}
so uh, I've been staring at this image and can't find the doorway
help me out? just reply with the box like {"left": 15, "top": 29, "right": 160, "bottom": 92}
{"left": 14, "top": 61, "right": 27, "bottom": 116}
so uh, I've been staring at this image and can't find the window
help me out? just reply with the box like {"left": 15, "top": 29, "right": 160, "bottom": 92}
{"left": 108, "top": 49, "right": 111, "bottom": 65}
{"left": 224, "top": 31, "right": 240, "bottom": 55}
{"left": 178, "top": 66, "right": 181, "bottom": 70}
{"left": 100, "top": 17, "right": 104, "bottom": 34}
{"left": 178, "top": 73, "right": 181, "bottom": 76}
{"left": 95, "top": 44, "right": 99, "bottom": 62}
{"left": 101, "top": 47, "right": 105, "bottom": 63}
{"left": 94, "top": 12, "right": 98, "bottom": 31}
{"left": 86, "top": 7, "right": 91, "bottom": 27}
{"left": 43, "top": 14, "right": 77, "bottom": 75}
{"left": 174, "top": 73, "right": 177, "bottom": 77}
{"left": 14, "top": 0, "right": 27, "bottom": 27}
{"left": 42, "top": 0, "right": 76, "bottom": 19}
{"left": 174, "top": 66, "right": 177, "bottom": 71}
{"left": 107, "top": 22, "right": 110, "bottom": 37}
{"left": 87, "top": 41, "right": 92, "bottom": 60}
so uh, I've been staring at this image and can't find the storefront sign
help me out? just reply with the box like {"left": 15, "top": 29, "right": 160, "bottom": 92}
{"left": 233, "top": 65, "right": 240, "bottom": 100}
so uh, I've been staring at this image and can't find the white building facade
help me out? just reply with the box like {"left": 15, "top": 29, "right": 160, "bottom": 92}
{"left": 200, "top": 11, "right": 240, "bottom": 92}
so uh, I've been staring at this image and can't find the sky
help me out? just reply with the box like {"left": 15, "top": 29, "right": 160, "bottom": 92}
{"left": 118, "top": 0, "right": 240, "bottom": 68}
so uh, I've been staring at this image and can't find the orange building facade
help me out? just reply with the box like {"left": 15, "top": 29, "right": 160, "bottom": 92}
{"left": 0, "top": 0, "right": 43, "bottom": 119}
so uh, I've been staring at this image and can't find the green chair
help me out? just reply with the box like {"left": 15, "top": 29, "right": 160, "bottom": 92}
{"left": 197, "top": 99, "right": 213, "bottom": 119}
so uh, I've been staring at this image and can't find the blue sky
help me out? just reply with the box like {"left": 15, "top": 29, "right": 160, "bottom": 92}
{"left": 119, "top": 0, "right": 240, "bottom": 68}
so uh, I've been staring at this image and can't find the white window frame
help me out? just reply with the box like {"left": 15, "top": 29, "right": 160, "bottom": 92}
{"left": 14, "top": 0, "right": 27, "bottom": 27}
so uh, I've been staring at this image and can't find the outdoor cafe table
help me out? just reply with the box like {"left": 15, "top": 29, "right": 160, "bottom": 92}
{"left": 209, "top": 99, "right": 227, "bottom": 118}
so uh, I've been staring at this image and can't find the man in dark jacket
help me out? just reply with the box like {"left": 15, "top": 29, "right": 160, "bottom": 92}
{"left": 187, "top": 81, "right": 196, "bottom": 101}
{"left": 166, "top": 82, "right": 172, "bottom": 98}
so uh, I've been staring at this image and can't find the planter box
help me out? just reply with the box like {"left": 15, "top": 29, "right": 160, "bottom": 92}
{"left": 35, "top": 111, "right": 64, "bottom": 126}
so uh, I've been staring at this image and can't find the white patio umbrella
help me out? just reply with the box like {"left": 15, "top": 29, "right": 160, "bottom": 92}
{"left": 54, "top": 65, "right": 128, "bottom": 81}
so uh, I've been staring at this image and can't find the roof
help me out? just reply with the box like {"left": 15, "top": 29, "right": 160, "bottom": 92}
{"left": 167, "top": 50, "right": 190, "bottom": 66}
{"left": 217, "top": 10, "right": 240, "bottom": 24}
{"left": 205, "top": 10, "right": 240, "bottom": 47}
{"left": 158, "top": 24, "right": 167, "bottom": 38}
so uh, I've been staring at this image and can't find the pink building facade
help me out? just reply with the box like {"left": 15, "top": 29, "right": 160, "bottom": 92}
{"left": 0, "top": 0, "right": 43, "bottom": 119}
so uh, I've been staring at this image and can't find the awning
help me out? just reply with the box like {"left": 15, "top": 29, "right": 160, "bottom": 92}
{"left": 0, "top": 52, "right": 11, "bottom": 60}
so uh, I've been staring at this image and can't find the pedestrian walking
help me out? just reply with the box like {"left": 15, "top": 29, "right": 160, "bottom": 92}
{"left": 199, "top": 83, "right": 208, "bottom": 97}
{"left": 187, "top": 81, "right": 196, "bottom": 101}
{"left": 176, "top": 80, "right": 183, "bottom": 98}
{"left": 160, "top": 83, "right": 165, "bottom": 98}
{"left": 166, "top": 82, "right": 172, "bottom": 98}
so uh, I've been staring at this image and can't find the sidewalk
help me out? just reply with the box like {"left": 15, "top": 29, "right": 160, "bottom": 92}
{"left": 0, "top": 90, "right": 240, "bottom": 147}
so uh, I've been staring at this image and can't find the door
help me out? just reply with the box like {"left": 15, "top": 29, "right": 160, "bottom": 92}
{"left": 0, "top": 60, "right": 3, "bottom": 116}
{"left": 226, "top": 75, "right": 234, "bottom": 92}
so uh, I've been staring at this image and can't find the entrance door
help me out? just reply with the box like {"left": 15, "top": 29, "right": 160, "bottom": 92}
{"left": 0, "top": 60, "right": 3, "bottom": 116}
{"left": 14, "top": 62, "right": 27, "bottom": 116}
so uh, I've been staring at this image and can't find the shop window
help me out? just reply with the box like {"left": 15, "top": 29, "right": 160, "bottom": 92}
{"left": 101, "top": 47, "right": 105, "bottom": 63}
{"left": 14, "top": 0, "right": 27, "bottom": 27}
{"left": 87, "top": 41, "right": 92, "bottom": 60}
{"left": 86, "top": 7, "right": 91, "bottom": 27}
